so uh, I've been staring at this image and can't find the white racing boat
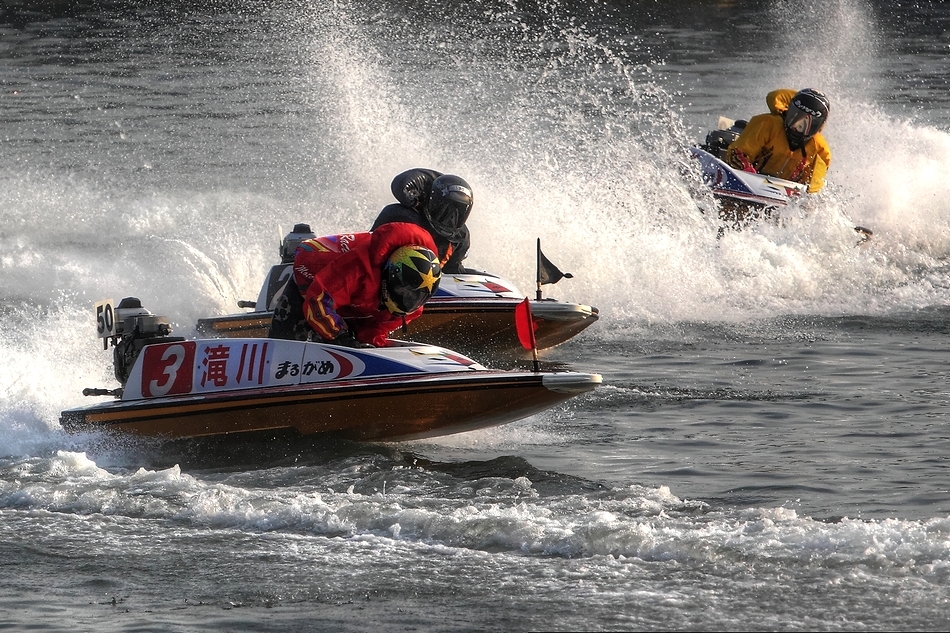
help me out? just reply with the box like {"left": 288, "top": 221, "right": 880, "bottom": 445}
{"left": 695, "top": 117, "right": 872, "bottom": 241}
{"left": 692, "top": 149, "right": 807, "bottom": 208}
{"left": 61, "top": 298, "right": 601, "bottom": 442}
{"left": 195, "top": 225, "right": 600, "bottom": 359}
{"left": 694, "top": 117, "right": 807, "bottom": 225}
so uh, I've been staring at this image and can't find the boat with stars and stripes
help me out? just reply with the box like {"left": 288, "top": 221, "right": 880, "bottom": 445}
{"left": 60, "top": 297, "right": 601, "bottom": 442}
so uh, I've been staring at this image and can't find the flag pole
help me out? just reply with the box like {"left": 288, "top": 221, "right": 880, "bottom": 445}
{"left": 535, "top": 238, "right": 543, "bottom": 301}
{"left": 527, "top": 303, "right": 540, "bottom": 372}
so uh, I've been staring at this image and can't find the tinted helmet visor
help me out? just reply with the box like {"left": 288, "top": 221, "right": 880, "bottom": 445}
{"left": 785, "top": 103, "right": 823, "bottom": 139}
{"left": 388, "top": 283, "right": 433, "bottom": 314}
{"left": 429, "top": 195, "right": 472, "bottom": 241}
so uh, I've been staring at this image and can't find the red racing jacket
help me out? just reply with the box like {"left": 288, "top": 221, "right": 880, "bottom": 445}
{"left": 292, "top": 222, "right": 438, "bottom": 347}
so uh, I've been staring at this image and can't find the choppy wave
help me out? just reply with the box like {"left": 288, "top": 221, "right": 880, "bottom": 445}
{"left": 3, "top": 450, "right": 949, "bottom": 577}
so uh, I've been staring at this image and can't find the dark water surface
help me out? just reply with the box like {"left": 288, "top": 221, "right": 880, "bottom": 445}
{"left": 3, "top": 1, "right": 950, "bottom": 630}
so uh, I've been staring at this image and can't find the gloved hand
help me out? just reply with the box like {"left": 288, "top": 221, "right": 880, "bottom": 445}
{"left": 733, "top": 150, "right": 758, "bottom": 174}
{"left": 330, "top": 330, "right": 375, "bottom": 349}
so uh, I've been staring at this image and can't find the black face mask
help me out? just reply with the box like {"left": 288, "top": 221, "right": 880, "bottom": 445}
{"left": 786, "top": 127, "right": 807, "bottom": 151}
{"left": 426, "top": 199, "right": 471, "bottom": 241}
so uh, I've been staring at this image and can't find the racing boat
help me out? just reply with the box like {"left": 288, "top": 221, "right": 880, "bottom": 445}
{"left": 694, "top": 117, "right": 808, "bottom": 227}
{"left": 195, "top": 225, "right": 599, "bottom": 359}
{"left": 695, "top": 117, "right": 872, "bottom": 241}
{"left": 60, "top": 298, "right": 602, "bottom": 442}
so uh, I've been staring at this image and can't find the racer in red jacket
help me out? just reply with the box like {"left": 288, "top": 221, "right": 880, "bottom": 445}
{"left": 268, "top": 222, "right": 442, "bottom": 347}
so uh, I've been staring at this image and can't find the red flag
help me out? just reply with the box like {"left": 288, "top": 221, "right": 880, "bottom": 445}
{"left": 514, "top": 297, "right": 537, "bottom": 351}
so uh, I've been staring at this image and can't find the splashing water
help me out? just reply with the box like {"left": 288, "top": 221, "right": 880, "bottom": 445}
{"left": 2, "top": 0, "right": 950, "bottom": 435}
{"left": 3, "top": 3, "right": 950, "bottom": 629}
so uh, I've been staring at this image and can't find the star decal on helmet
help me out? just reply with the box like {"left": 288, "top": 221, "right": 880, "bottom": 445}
{"left": 417, "top": 265, "right": 440, "bottom": 292}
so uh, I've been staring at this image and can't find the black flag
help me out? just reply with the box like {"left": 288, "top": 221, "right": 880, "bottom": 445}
{"left": 537, "top": 238, "right": 573, "bottom": 286}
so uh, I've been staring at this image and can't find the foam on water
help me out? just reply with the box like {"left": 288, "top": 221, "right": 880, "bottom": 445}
{"left": 2, "top": 0, "right": 950, "bottom": 494}
{"left": 3, "top": 449, "right": 949, "bottom": 578}
{"left": 2, "top": 0, "right": 950, "bottom": 327}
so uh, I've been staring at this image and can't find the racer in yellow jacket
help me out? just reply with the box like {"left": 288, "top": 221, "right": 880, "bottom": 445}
{"left": 725, "top": 88, "right": 832, "bottom": 193}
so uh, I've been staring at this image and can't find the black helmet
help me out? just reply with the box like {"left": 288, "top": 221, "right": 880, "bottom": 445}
{"left": 423, "top": 174, "right": 473, "bottom": 241}
{"left": 381, "top": 245, "right": 442, "bottom": 315}
{"left": 784, "top": 88, "right": 830, "bottom": 150}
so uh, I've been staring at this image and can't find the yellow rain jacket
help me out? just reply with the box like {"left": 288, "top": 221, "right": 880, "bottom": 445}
{"left": 725, "top": 89, "right": 832, "bottom": 193}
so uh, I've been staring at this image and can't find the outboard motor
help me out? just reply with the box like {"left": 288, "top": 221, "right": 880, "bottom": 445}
{"left": 234, "top": 223, "right": 317, "bottom": 311}
{"left": 245, "top": 223, "right": 316, "bottom": 312}
{"left": 702, "top": 119, "right": 747, "bottom": 160}
{"left": 110, "top": 297, "right": 181, "bottom": 387}
{"left": 280, "top": 223, "right": 316, "bottom": 263}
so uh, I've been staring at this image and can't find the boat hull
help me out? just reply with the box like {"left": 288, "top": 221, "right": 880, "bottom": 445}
{"left": 61, "top": 371, "right": 602, "bottom": 442}
{"left": 195, "top": 299, "right": 599, "bottom": 359}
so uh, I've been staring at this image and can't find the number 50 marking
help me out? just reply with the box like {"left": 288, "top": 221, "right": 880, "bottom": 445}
{"left": 95, "top": 299, "right": 116, "bottom": 338}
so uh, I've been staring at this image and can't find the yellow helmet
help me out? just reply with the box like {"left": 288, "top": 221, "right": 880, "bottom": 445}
{"left": 382, "top": 245, "right": 442, "bottom": 314}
